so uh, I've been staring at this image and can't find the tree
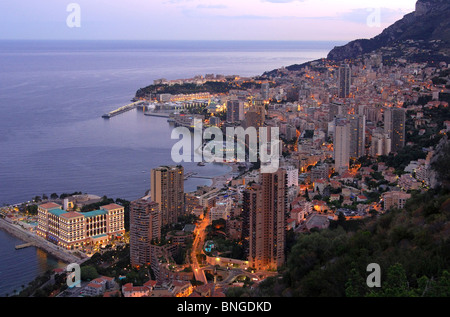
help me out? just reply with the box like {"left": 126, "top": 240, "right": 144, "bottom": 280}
{"left": 369, "top": 263, "right": 413, "bottom": 297}
{"left": 304, "top": 189, "right": 310, "bottom": 201}
{"left": 26, "top": 205, "right": 38, "bottom": 215}
{"left": 80, "top": 265, "right": 99, "bottom": 281}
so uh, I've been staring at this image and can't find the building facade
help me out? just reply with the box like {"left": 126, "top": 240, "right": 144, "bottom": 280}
{"left": 334, "top": 117, "right": 350, "bottom": 174}
{"left": 151, "top": 165, "right": 185, "bottom": 227}
{"left": 244, "top": 169, "right": 287, "bottom": 271}
{"left": 382, "top": 191, "right": 411, "bottom": 211}
{"left": 384, "top": 108, "right": 406, "bottom": 153}
{"left": 226, "top": 99, "right": 244, "bottom": 123}
{"left": 338, "top": 64, "right": 351, "bottom": 98}
{"left": 348, "top": 114, "right": 366, "bottom": 159}
{"left": 129, "top": 198, "right": 161, "bottom": 267}
{"left": 36, "top": 202, "right": 125, "bottom": 250}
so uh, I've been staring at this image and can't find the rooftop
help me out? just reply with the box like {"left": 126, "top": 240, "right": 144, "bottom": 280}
{"left": 48, "top": 208, "right": 67, "bottom": 217}
{"left": 101, "top": 203, "right": 124, "bottom": 211}
{"left": 39, "top": 202, "right": 62, "bottom": 210}
{"left": 60, "top": 211, "right": 84, "bottom": 219}
{"left": 83, "top": 209, "right": 108, "bottom": 218}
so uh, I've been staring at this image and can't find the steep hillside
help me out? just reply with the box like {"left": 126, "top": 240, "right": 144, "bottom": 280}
{"left": 327, "top": 0, "right": 450, "bottom": 62}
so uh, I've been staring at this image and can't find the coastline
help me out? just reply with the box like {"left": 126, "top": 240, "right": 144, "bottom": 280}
{"left": 210, "top": 162, "right": 239, "bottom": 189}
{"left": 0, "top": 217, "right": 86, "bottom": 265}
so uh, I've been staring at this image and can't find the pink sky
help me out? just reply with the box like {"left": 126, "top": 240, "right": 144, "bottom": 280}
{"left": 0, "top": 0, "right": 418, "bottom": 40}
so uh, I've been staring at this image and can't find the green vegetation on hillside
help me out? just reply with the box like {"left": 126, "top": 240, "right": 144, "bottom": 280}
{"left": 136, "top": 81, "right": 234, "bottom": 99}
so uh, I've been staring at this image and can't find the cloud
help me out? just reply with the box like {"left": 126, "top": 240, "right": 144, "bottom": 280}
{"left": 261, "top": 0, "right": 305, "bottom": 3}
{"left": 196, "top": 4, "right": 227, "bottom": 9}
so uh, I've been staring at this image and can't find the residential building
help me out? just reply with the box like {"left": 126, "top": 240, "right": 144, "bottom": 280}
{"left": 261, "top": 82, "right": 270, "bottom": 100}
{"left": 348, "top": 114, "right": 366, "bottom": 158}
{"left": 130, "top": 197, "right": 161, "bottom": 267}
{"left": 338, "top": 64, "right": 351, "bottom": 98}
{"left": 284, "top": 165, "right": 299, "bottom": 187}
{"left": 370, "top": 130, "right": 392, "bottom": 156}
{"left": 382, "top": 191, "right": 411, "bottom": 211}
{"left": 334, "top": 117, "right": 350, "bottom": 174}
{"left": 226, "top": 99, "right": 244, "bottom": 123}
{"left": 243, "top": 168, "right": 287, "bottom": 271}
{"left": 384, "top": 108, "right": 406, "bottom": 153}
{"left": 151, "top": 165, "right": 185, "bottom": 226}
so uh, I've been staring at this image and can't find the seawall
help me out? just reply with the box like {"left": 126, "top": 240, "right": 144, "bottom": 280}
{"left": 0, "top": 218, "right": 85, "bottom": 265}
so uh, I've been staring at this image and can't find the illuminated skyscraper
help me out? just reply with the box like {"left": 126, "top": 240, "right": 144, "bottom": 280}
{"left": 243, "top": 168, "right": 286, "bottom": 271}
{"left": 130, "top": 198, "right": 161, "bottom": 267}
{"left": 338, "top": 64, "right": 351, "bottom": 98}
{"left": 334, "top": 117, "right": 350, "bottom": 174}
{"left": 261, "top": 82, "right": 270, "bottom": 101}
{"left": 348, "top": 114, "right": 366, "bottom": 158}
{"left": 226, "top": 99, "right": 244, "bottom": 123}
{"left": 150, "top": 165, "right": 185, "bottom": 227}
{"left": 384, "top": 108, "right": 406, "bottom": 153}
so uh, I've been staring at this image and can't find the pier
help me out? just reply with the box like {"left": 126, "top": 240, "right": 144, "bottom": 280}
{"left": 184, "top": 172, "right": 213, "bottom": 180}
{"left": 190, "top": 175, "right": 214, "bottom": 180}
{"left": 15, "top": 242, "right": 34, "bottom": 250}
{"left": 102, "top": 101, "right": 146, "bottom": 119}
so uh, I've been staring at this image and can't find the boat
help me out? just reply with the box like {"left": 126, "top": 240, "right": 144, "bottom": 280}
{"left": 102, "top": 113, "right": 111, "bottom": 119}
{"left": 197, "top": 162, "right": 206, "bottom": 166}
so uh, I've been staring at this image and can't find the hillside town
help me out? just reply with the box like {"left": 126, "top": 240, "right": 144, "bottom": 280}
{"left": 2, "top": 46, "right": 450, "bottom": 298}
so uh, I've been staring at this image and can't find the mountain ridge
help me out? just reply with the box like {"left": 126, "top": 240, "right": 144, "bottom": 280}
{"left": 327, "top": 0, "right": 450, "bottom": 62}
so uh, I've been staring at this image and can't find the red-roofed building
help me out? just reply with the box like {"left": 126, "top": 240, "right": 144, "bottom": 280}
{"left": 122, "top": 283, "right": 152, "bottom": 298}
{"left": 100, "top": 203, "right": 124, "bottom": 211}
{"left": 103, "top": 290, "right": 121, "bottom": 297}
{"left": 287, "top": 218, "right": 296, "bottom": 230}
{"left": 312, "top": 200, "right": 329, "bottom": 212}
{"left": 330, "top": 194, "right": 341, "bottom": 202}
{"left": 38, "top": 202, "right": 62, "bottom": 210}
{"left": 357, "top": 195, "right": 368, "bottom": 202}
{"left": 83, "top": 282, "right": 103, "bottom": 297}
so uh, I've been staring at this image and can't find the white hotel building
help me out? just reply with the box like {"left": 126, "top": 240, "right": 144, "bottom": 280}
{"left": 36, "top": 202, "right": 125, "bottom": 250}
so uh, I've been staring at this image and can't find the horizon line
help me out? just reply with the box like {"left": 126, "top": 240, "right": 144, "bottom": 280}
{"left": 0, "top": 38, "right": 349, "bottom": 43}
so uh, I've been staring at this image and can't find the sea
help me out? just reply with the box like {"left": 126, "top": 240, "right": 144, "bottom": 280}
{"left": 0, "top": 40, "right": 341, "bottom": 296}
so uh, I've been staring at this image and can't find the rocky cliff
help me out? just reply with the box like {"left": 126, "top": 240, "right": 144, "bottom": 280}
{"left": 327, "top": 0, "right": 450, "bottom": 61}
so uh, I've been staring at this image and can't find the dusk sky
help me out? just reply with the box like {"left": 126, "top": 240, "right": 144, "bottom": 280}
{"left": 0, "top": 0, "right": 417, "bottom": 41}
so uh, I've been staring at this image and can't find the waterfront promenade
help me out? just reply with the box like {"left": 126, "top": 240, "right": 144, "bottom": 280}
{"left": 0, "top": 217, "right": 87, "bottom": 265}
